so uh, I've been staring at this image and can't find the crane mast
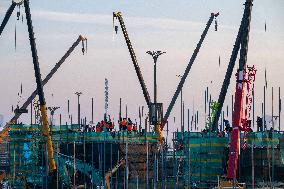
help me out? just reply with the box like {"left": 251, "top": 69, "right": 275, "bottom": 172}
{"left": 113, "top": 12, "right": 151, "bottom": 107}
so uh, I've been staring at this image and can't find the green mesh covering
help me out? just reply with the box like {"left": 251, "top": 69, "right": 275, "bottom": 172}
{"left": 175, "top": 132, "right": 228, "bottom": 182}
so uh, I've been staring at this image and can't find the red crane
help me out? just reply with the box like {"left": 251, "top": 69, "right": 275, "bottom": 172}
{"left": 227, "top": 0, "right": 254, "bottom": 181}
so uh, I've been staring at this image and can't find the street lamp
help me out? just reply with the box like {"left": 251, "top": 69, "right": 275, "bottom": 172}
{"left": 146, "top": 50, "right": 166, "bottom": 124}
{"left": 48, "top": 106, "right": 60, "bottom": 126}
{"left": 146, "top": 51, "right": 166, "bottom": 105}
{"left": 75, "top": 92, "right": 82, "bottom": 125}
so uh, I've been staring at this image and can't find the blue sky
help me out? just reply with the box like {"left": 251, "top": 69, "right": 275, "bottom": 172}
{"left": 0, "top": 0, "right": 283, "bottom": 133}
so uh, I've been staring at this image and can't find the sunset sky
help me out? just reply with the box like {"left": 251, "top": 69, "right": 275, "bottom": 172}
{"left": 0, "top": 0, "right": 283, "bottom": 133}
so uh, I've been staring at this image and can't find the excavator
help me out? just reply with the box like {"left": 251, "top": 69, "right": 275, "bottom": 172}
{"left": 109, "top": 11, "right": 218, "bottom": 189}
{"left": 0, "top": 0, "right": 87, "bottom": 183}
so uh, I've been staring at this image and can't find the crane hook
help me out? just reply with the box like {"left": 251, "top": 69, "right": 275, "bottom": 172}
{"left": 81, "top": 38, "right": 88, "bottom": 55}
{"left": 82, "top": 40, "right": 85, "bottom": 55}
{"left": 16, "top": 4, "right": 21, "bottom": 20}
{"left": 115, "top": 26, "right": 118, "bottom": 34}
{"left": 215, "top": 18, "right": 218, "bottom": 31}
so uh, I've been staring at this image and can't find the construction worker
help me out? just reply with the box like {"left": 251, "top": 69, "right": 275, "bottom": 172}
{"left": 96, "top": 122, "right": 101, "bottom": 132}
{"left": 100, "top": 120, "right": 104, "bottom": 131}
{"left": 127, "top": 123, "right": 133, "bottom": 133}
{"left": 127, "top": 118, "right": 133, "bottom": 133}
{"left": 109, "top": 122, "right": 114, "bottom": 131}
{"left": 133, "top": 124, "right": 137, "bottom": 132}
{"left": 105, "top": 121, "right": 110, "bottom": 131}
{"left": 121, "top": 118, "right": 127, "bottom": 131}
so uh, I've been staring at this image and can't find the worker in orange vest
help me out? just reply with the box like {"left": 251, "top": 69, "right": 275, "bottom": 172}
{"left": 121, "top": 118, "right": 127, "bottom": 131}
{"left": 127, "top": 118, "right": 133, "bottom": 133}
{"left": 127, "top": 123, "right": 133, "bottom": 133}
{"left": 96, "top": 122, "right": 101, "bottom": 132}
{"left": 109, "top": 122, "right": 114, "bottom": 131}
{"left": 105, "top": 121, "right": 110, "bottom": 131}
{"left": 133, "top": 124, "right": 137, "bottom": 132}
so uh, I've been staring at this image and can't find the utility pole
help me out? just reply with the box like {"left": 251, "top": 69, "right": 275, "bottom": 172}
{"left": 75, "top": 92, "right": 82, "bottom": 125}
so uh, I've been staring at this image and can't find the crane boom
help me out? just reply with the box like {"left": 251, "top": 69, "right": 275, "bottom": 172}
{"left": 227, "top": 0, "right": 253, "bottom": 179}
{"left": 161, "top": 12, "right": 219, "bottom": 130}
{"left": 7, "top": 35, "right": 86, "bottom": 126}
{"left": 113, "top": 12, "right": 151, "bottom": 107}
{"left": 0, "top": 2, "right": 17, "bottom": 36}
{"left": 24, "top": 0, "right": 56, "bottom": 171}
{"left": 211, "top": 0, "right": 253, "bottom": 132}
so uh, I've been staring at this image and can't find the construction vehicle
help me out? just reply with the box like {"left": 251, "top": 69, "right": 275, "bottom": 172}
{"left": 213, "top": 0, "right": 254, "bottom": 188}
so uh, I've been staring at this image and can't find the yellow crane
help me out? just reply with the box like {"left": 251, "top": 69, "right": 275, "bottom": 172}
{"left": 113, "top": 11, "right": 165, "bottom": 144}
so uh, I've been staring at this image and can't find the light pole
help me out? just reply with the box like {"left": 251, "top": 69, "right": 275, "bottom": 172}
{"left": 146, "top": 51, "right": 166, "bottom": 124}
{"left": 48, "top": 106, "right": 60, "bottom": 126}
{"left": 75, "top": 92, "right": 82, "bottom": 125}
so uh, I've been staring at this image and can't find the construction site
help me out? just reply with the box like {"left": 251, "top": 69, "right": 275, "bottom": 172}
{"left": 0, "top": 0, "right": 283, "bottom": 188}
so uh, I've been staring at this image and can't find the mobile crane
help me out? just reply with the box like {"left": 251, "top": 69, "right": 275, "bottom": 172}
{"left": 113, "top": 12, "right": 166, "bottom": 145}
{"left": 212, "top": 0, "right": 254, "bottom": 188}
